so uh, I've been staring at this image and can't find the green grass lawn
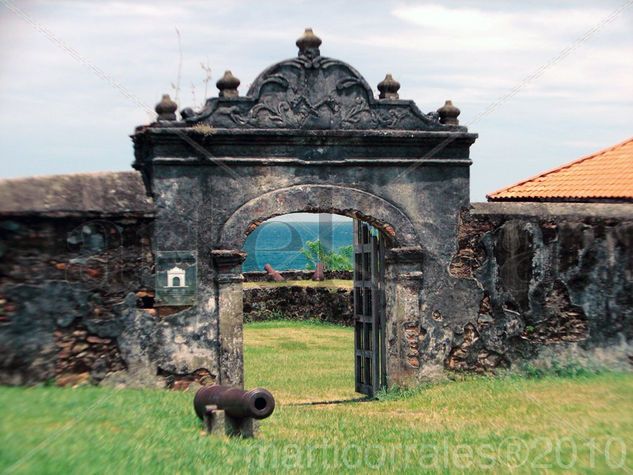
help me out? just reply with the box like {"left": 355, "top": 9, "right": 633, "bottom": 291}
{"left": 1, "top": 321, "right": 632, "bottom": 474}
{"left": 244, "top": 321, "right": 357, "bottom": 404}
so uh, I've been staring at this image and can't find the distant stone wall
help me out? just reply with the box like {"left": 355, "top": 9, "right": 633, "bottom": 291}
{"left": 442, "top": 203, "right": 633, "bottom": 375}
{"left": 243, "top": 270, "right": 352, "bottom": 282}
{"left": 244, "top": 285, "right": 353, "bottom": 325}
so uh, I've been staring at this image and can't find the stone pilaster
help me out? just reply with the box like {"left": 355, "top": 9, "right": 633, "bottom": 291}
{"left": 384, "top": 246, "right": 424, "bottom": 388}
{"left": 211, "top": 249, "right": 246, "bottom": 387}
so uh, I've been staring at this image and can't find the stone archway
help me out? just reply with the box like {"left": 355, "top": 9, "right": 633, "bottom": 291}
{"left": 218, "top": 184, "right": 420, "bottom": 250}
{"left": 133, "top": 28, "right": 477, "bottom": 391}
{"left": 215, "top": 185, "right": 423, "bottom": 393}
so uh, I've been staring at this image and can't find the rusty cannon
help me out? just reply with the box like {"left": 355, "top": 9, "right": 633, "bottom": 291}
{"left": 193, "top": 385, "right": 275, "bottom": 437}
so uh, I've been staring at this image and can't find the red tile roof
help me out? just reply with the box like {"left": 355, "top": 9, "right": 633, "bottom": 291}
{"left": 487, "top": 137, "right": 633, "bottom": 202}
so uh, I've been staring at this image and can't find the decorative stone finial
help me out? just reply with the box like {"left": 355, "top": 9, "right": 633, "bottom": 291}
{"left": 296, "top": 28, "right": 322, "bottom": 59}
{"left": 437, "top": 100, "right": 460, "bottom": 125}
{"left": 377, "top": 73, "right": 400, "bottom": 100}
{"left": 180, "top": 107, "right": 195, "bottom": 120}
{"left": 216, "top": 70, "right": 240, "bottom": 98}
{"left": 155, "top": 94, "right": 177, "bottom": 121}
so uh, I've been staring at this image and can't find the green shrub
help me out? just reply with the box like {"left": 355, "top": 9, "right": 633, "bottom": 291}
{"left": 300, "top": 240, "right": 353, "bottom": 271}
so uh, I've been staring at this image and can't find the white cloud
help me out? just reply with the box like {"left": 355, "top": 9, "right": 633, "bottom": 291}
{"left": 86, "top": 2, "right": 189, "bottom": 18}
{"left": 0, "top": 0, "right": 631, "bottom": 201}
{"left": 390, "top": 4, "right": 625, "bottom": 52}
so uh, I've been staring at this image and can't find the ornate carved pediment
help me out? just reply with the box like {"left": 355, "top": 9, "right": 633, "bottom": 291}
{"left": 182, "top": 29, "right": 465, "bottom": 132}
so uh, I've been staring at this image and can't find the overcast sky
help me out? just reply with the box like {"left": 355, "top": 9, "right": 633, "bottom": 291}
{"left": 1, "top": 0, "right": 632, "bottom": 203}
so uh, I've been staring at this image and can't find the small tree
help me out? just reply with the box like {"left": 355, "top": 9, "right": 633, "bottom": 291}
{"left": 300, "top": 240, "right": 353, "bottom": 271}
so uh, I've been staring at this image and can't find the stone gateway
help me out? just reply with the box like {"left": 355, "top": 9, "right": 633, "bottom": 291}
{"left": 132, "top": 28, "right": 476, "bottom": 392}
{"left": 0, "top": 30, "right": 630, "bottom": 390}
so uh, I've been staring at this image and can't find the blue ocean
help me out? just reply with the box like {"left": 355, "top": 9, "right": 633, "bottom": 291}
{"left": 242, "top": 220, "right": 353, "bottom": 272}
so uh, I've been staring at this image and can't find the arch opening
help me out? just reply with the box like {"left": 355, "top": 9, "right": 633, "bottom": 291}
{"left": 217, "top": 184, "right": 419, "bottom": 252}
{"left": 240, "top": 211, "right": 389, "bottom": 402}
{"left": 242, "top": 212, "right": 365, "bottom": 273}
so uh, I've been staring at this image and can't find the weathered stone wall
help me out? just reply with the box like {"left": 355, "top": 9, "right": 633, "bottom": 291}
{"left": 0, "top": 215, "right": 153, "bottom": 386}
{"left": 243, "top": 271, "right": 354, "bottom": 326}
{"left": 1, "top": 193, "right": 631, "bottom": 388}
{"left": 244, "top": 285, "right": 353, "bottom": 325}
{"left": 442, "top": 203, "right": 633, "bottom": 375}
{"left": 0, "top": 210, "right": 354, "bottom": 387}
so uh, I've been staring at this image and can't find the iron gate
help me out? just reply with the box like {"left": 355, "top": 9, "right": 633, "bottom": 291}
{"left": 353, "top": 220, "right": 387, "bottom": 396}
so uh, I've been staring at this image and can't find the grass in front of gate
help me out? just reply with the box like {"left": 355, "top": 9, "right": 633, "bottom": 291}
{"left": 1, "top": 321, "right": 632, "bottom": 474}
{"left": 244, "top": 321, "right": 357, "bottom": 404}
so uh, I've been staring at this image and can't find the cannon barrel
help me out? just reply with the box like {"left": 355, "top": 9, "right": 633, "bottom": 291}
{"left": 194, "top": 385, "right": 275, "bottom": 420}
